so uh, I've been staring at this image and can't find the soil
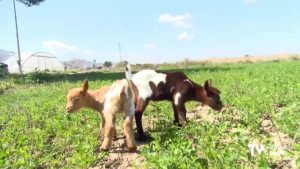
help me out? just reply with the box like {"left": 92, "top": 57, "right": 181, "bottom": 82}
{"left": 91, "top": 105, "right": 297, "bottom": 169}
{"left": 93, "top": 137, "right": 146, "bottom": 169}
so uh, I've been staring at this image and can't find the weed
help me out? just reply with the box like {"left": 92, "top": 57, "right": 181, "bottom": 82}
{"left": 0, "top": 61, "right": 299, "bottom": 168}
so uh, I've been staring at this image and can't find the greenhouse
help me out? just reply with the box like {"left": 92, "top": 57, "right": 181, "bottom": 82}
{"left": 3, "top": 52, "right": 64, "bottom": 74}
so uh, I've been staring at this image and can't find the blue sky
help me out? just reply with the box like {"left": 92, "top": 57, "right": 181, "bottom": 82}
{"left": 0, "top": 0, "right": 299, "bottom": 63}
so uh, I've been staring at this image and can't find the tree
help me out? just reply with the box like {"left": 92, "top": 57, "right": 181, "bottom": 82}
{"left": 115, "top": 60, "right": 128, "bottom": 68}
{"left": 93, "top": 59, "right": 96, "bottom": 69}
{"left": 103, "top": 61, "right": 112, "bottom": 68}
{"left": 16, "top": 0, "right": 45, "bottom": 6}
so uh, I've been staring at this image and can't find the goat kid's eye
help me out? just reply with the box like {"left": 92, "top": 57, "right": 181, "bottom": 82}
{"left": 73, "top": 97, "right": 79, "bottom": 102}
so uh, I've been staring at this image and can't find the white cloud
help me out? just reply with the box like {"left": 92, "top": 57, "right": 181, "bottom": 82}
{"left": 244, "top": 0, "right": 256, "bottom": 4}
{"left": 42, "top": 40, "right": 100, "bottom": 61}
{"left": 159, "top": 13, "right": 192, "bottom": 28}
{"left": 177, "top": 32, "right": 194, "bottom": 40}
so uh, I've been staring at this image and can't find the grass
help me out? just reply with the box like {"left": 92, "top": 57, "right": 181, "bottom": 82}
{"left": 1, "top": 61, "right": 300, "bottom": 168}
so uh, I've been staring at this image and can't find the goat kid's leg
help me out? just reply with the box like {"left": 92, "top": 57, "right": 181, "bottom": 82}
{"left": 100, "top": 114, "right": 105, "bottom": 131}
{"left": 135, "top": 111, "right": 144, "bottom": 140}
{"left": 174, "top": 102, "right": 187, "bottom": 126}
{"left": 112, "top": 128, "right": 117, "bottom": 139}
{"left": 172, "top": 102, "right": 180, "bottom": 125}
{"left": 124, "top": 115, "right": 137, "bottom": 151}
{"left": 135, "top": 98, "right": 149, "bottom": 141}
{"left": 100, "top": 113, "right": 116, "bottom": 151}
{"left": 99, "top": 114, "right": 117, "bottom": 139}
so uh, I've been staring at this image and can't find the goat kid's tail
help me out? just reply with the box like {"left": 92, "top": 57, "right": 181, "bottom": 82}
{"left": 125, "top": 64, "right": 132, "bottom": 81}
{"left": 124, "top": 64, "right": 133, "bottom": 98}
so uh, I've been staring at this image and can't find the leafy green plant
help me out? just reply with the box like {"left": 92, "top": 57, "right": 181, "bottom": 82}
{"left": 0, "top": 61, "right": 299, "bottom": 168}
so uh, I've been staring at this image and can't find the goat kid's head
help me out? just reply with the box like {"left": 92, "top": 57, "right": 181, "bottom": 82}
{"left": 66, "top": 80, "right": 89, "bottom": 113}
{"left": 199, "top": 79, "right": 223, "bottom": 111}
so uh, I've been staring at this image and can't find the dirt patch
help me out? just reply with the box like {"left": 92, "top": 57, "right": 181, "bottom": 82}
{"left": 91, "top": 113, "right": 157, "bottom": 169}
{"left": 187, "top": 105, "right": 221, "bottom": 123}
{"left": 90, "top": 137, "right": 146, "bottom": 169}
{"left": 106, "top": 138, "right": 145, "bottom": 169}
{"left": 92, "top": 105, "right": 222, "bottom": 169}
{"left": 188, "top": 104, "right": 242, "bottom": 125}
{"left": 188, "top": 105, "right": 297, "bottom": 168}
{"left": 260, "top": 115, "right": 294, "bottom": 150}
{"left": 91, "top": 105, "right": 297, "bottom": 168}
{"left": 260, "top": 115, "right": 297, "bottom": 169}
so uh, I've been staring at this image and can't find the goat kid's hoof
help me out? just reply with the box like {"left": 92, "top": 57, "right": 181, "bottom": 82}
{"left": 128, "top": 146, "right": 137, "bottom": 152}
{"left": 113, "top": 136, "right": 118, "bottom": 141}
{"left": 100, "top": 147, "right": 110, "bottom": 152}
{"left": 136, "top": 135, "right": 148, "bottom": 142}
{"left": 178, "top": 120, "right": 188, "bottom": 127}
{"left": 136, "top": 134, "right": 154, "bottom": 142}
{"left": 173, "top": 120, "right": 179, "bottom": 124}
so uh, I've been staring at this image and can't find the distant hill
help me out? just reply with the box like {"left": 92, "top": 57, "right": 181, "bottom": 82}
{"left": 206, "top": 54, "right": 300, "bottom": 64}
{"left": 0, "top": 49, "right": 15, "bottom": 62}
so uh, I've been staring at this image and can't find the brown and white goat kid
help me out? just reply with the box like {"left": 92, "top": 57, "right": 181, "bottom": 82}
{"left": 131, "top": 70, "right": 223, "bottom": 140}
{"left": 66, "top": 66, "right": 136, "bottom": 151}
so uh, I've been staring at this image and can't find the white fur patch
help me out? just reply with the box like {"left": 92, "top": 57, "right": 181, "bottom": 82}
{"left": 120, "top": 79, "right": 129, "bottom": 96}
{"left": 174, "top": 92, "right": 181, "bottom": 105}
{"left": 125, "top": 64, "right": 132, "bottom": 80}
{"left": 127, "top": 101, "right": 135, "bottom": 117}
{"left": 132, "top": 70, "right": 167, "bottom": 100}
{"left": 170, "top": 87, "right": 175, "bottom": 93}
{"left": 103, "top": 80, "right": 125, "bottom": 113}
{"left": 184, "top": 79, "right": 193, "bottom": 86}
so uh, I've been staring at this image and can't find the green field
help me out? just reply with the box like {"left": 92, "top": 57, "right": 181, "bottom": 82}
{"left": 1, "top": 61, "right": 300, "bottom": 168}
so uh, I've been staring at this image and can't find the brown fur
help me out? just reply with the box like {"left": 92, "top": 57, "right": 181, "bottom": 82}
{"left": 132, "top": 71, "right": 223, "bottom": 141}
{"left": 66, "top": 80, "right": 137, "bottom": 151}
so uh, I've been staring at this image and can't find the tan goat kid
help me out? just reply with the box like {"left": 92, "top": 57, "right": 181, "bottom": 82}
{"left": 66, "top": 69, "right": 136, "bottom": 151}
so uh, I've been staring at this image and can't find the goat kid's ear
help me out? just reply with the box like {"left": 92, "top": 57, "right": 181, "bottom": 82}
{"left": 81, "top": 80, "right": 89, "bottom": 96}
{"left": 204, "top": 79, "right": 212, "bottom": 89}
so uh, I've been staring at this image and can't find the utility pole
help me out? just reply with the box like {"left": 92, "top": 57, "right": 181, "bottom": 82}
{"left": 118, "top": 43, "right": 122, "bottom": 63}
{"left": 13, "top": 0, "right": 23, "bottom": 74}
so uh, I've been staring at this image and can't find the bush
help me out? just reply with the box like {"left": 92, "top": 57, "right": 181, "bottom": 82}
{"left": 0, "top": 67, "right": 9, "bottom": 78}
{"left": 289, "top": 55, "right": 300, "bottom": 60}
